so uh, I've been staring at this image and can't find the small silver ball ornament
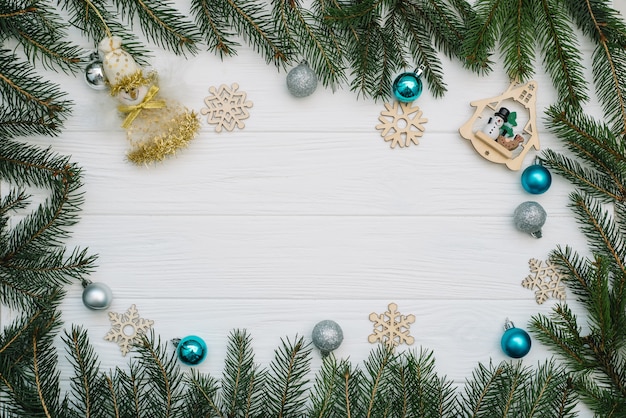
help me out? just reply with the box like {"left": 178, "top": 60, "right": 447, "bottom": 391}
{"left": 312, "top": 320, "right": 343, "bottom": 356}
{"left": 82, "top": 282, "right": 113, "bottom": 310}
{"left": 513, "top": 201, "right": 547, "bottom": 238}
{"left": 286, "top": 61, "right": 318, "bottom": 97}
{"left": 84, "top": 58, "right": 108, "bottom": 90}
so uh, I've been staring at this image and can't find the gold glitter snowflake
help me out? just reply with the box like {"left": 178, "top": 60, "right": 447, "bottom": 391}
{"left": 201, "top": 83, "right": 253, "bottom": 132}
{"left": 104, "top": 304, "right": 154, "bottom": 356}
{"left": 368, "top": 302, "right": 415, "bottom": 349}
{"left": 376, "top": 102, "right": 428, "bottom": 148}
{"left": 522, "top": 258, "right": 566, "bottom": 304}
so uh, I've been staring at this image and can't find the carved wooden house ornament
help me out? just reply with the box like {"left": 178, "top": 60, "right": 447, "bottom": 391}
{"left": 459, "top": 80, "right": 540, "bottom": 171}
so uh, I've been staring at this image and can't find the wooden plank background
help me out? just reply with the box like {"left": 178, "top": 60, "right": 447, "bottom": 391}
{"left": 4, "top": 2, "right": 626, "bottom": 415}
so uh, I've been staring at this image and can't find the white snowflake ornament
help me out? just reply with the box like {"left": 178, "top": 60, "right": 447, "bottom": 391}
{"left": 368, "top": 302, "right": 415, "bottom": 350}
{"left": 201, "top": 83, "right": 253, "bottom": 132}
{"left": 522, "top": 258, "right": 566, "bottom": 304}
{"left": 376, "top": 102, "right": 428, "bottom": 148}
{"left": 104, "top": 304, "right": 154, "bottom": 356}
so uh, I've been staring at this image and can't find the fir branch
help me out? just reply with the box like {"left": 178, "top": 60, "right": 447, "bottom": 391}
{"left": 459, "top": 361, "right": 507, "bottom": 416}
{"left": 272, "top": 0, "right": 346, "bottom": 89}
{"left": 184, "top": 370, "right": 223, "bottom": 418}
{"left": 63, "top": 325, "right": 109, "bottom": 418}
{"left": 190, "top": 0, "right": 239, "bottom": 57}
{"left": 564, "top": 0, "right": 626, "bottom": 133}
{"left": 58, "top": 0, "right": 152, "bottom": 65}
{"left": 0, "top": 50, "right": 72, "bottom": 137}
{"left": 395, "top": 349, "right": 457, "bottom": 417}
{"left": 533, "top": 0, "right": 588, "bottom": 108}
{"left": 568, "top": 192, "right": 626, "bottom": 277}
{"left": 308, "top": 354, "right": 343, "bottom": 417}
{"left": 341, "top": 362, "right": 364, "bottom": 418}
{"left": 0, "top": 1, "right": 83, "bottom": 73}
{"left": 418, "top": 0, "right": 465, "bottom": 59}
{"left": 361, "top": 345, "right": 396, "bottom": 418}
{"left": 521, "top": 361, "right": 578, "bottom": 418}
{"left": 113, "top": 364, "right": 145, "bottom": 418}
{"left": 264, "top": 335, "right": 311, "bottom": 417}
{"left": 346, "top": 14, "right": 384, "bottom": 99}
{"left": 397, "top": 2, "right": 448, "bottom": 98}
{"left": 220, "top": 329, "right": 265, "bottom": 418}
{"left": 113, "top": 0, "right": 201, "bottom": 56}
{"left": 461, "top": 0, "right": 508, "bottom": 74}
{"left": 591, "top": 43, "right": 626, "bottom": 134}
{"left": 134, "top": 332, "right": 186, "bottom": 418}
{"left": 0, "top": 141, "right": 95, "bottom": 310}
{"left": 0, "top": 106, "right": 62, "bottom": 139}
{"left": 215, "top": 0, "right": 289, "bottom": 66}
{"left": 372, "top": 12, "right": 405, "bottom": 100}
{"left": 499, "top": 0, "right": 535, "bottom": 82}
{"left": 543, "top": 106, "right": 626, "bottom": 204}
{"left": 102, "top": 373, "right": 122, "bottom": 418}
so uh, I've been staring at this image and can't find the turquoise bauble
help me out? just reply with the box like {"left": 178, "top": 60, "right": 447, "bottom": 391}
{"left": 176, "top": 335, "right": 207, "bottom": 366}
{"left": 392, "top": 72, "right": 423, "bottom": 102}
{"left": 501, "top": 325, "right": 531, "bottom": 358}
{"left": 521, "top": 164, "right": 552, "bottom": 194}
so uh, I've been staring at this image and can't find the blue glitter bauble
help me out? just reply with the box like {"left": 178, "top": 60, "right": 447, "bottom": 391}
{"left": 176, "top": 335, "right": 207, "bottom": 366}
{"left": 392, "top": 72, "right": 423, "bottom": 102}
{"left": 501, "top": 327, "right": 531, "bottom": 358}
{"left": 521, "top": 164, "right": 552, "bottom": 194}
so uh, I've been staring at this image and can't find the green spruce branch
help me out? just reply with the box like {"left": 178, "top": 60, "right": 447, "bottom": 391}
{"left": 58, "top": 0, "right": 152, "bottom": 65}
{"left": 0, "top": 50, "right": 72, "bottom": 138}
{"left": 0, "top": 327, "right": 580, "bottom": 417}
{"left": 113, "top": 0, "right": 201, "bottom": 56}
{"left": 0, "top": 141, "right": 96, "bottom": 310}
{"left": 0, "top": 1, "right": 83, "bottom": 74}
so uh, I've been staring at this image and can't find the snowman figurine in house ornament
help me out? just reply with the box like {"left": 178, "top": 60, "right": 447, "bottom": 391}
{"left": 483, "top": 107, "right": 510, "bottom": 140}
{"left": 97, "top": 36, "right": 200, "bottom": 165}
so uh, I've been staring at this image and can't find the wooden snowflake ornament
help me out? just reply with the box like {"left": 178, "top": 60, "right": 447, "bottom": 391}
{"left": 368, "top": 302, "right": 415, "bottom": 350}
{"left": 201, "top": 83, "right": 253, "bottom": 132}
{"left": 376, "top": 102, "right": 428, "bottom": 148}
{"left": 104, "top": 304, "right": 154, "bottom": 356}
{"left": 522, "top": 258, "right": 566, "bottom": 304}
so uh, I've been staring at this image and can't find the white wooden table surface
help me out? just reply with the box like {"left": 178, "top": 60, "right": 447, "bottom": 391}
{"left": 4, "top": 2, "right": 626, "bottom": 415}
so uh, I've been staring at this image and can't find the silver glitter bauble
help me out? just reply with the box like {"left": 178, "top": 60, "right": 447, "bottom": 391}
{"left": 82, "top": 282, "right": 113, "bottom": 310}
{"left": 84, "top": 59, "right": 108, "bottom": 90}
{"left": 513, "top": 201, "right": 547, "bottom": 238}
{"left": 286, "top": 61, "right": 318, "bottom": 97}
{"left": 312, "top": 320, "right": 343, "bottom": 356}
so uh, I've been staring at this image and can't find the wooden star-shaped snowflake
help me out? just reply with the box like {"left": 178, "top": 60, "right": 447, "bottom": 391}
{"left": 104, "top": 304, "right": 154, "bottom": 356}
{"left": 201, "top": 83, "right": 253, "bottom": 132}
{"left": 522, "top": 258, "right": 566, "bottom": 304}
{"left": 368, "top": 302, "right": 415, "bottom": 350}
{"left": 376, "top": 102, "right": 428, "bottom": 148}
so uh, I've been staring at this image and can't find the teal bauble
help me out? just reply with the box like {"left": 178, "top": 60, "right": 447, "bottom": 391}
{"left": 392, "top": 71, "right": 423, "bottom": 102}
{"left": 501, "top": 320, "right": 531, "bottom": 358}
{"left": 521, "top": 164, "right": 552, "bottom": 194}
{"left": 176, "top": 335, "right": 207, "bottom": 366}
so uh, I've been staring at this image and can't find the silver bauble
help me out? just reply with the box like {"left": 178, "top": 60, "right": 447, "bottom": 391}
{"left": 286, "top": 61, "right": 318, "bottom": 97}
{"left": 84, "top": 59, "right": 108, "bottom": 90}
{"left": 312, "top": 320, "right": 343, "bottom": 356}
{"left": 82, "top": 282, "right": 113, "bottom": 310}
{"left": 513, "top": 201, "right": 547, "bottom": 238}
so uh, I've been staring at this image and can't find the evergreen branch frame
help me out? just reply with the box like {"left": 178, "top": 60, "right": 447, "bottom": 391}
{"left": 1, "top": 0, "right": 626, "bottom": 416}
